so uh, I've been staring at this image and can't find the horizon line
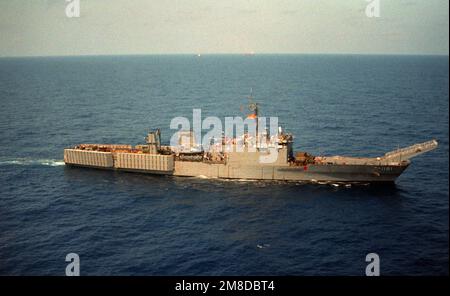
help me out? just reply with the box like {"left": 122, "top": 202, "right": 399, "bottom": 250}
{"left": 0, "top": 52, "right": 449, "bottom": 59}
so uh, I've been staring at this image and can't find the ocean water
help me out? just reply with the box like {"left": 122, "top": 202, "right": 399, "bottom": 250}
{"left": 0, "top": 55, "right": 448, "bottom": 275}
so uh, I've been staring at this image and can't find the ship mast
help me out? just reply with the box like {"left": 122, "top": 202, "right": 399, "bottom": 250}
{"left": 247, "top": 88, "right": 259, "bottom": 148}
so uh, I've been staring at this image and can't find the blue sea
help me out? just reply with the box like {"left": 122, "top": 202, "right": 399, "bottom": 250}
{"left": 0, "top": 55, "right": 448, "bottom": 275}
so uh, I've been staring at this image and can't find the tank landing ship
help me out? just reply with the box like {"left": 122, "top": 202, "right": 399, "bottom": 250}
{"left": 64, "top": 128, "right": 438, "bottom": 184}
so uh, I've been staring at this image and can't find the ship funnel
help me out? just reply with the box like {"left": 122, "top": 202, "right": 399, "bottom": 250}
{"left": 382, "top": 139, "right": 438, "bottom": 161}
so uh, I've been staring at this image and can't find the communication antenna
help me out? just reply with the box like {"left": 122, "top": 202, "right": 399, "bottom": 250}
{"left": 248, "top": 87, "right": 254, "bottom": 102}
{"left": 248, "top": 88, "right": 259, "bottom": 113}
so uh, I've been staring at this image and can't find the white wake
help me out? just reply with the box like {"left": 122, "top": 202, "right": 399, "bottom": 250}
{"left": 0, "top": 158, "right": 65, "bottom": 167}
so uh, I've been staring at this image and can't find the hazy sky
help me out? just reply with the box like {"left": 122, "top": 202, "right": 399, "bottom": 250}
{"left": 0, "top": 0, "right": 448, "bottom": 56}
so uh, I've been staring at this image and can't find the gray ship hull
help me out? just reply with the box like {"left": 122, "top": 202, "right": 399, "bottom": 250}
{"left": 172, "top": 160, "right": 409, "bottom": 182}
{"left": 64, "top": 149, "right": 409, "bottom": 182}
{"left": 63, "top": 139, "right": 436, "bottom": 183}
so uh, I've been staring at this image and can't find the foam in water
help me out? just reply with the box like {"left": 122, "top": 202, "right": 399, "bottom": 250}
{"left": 0, "top": 159, "right": 65, "bottom": 167}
